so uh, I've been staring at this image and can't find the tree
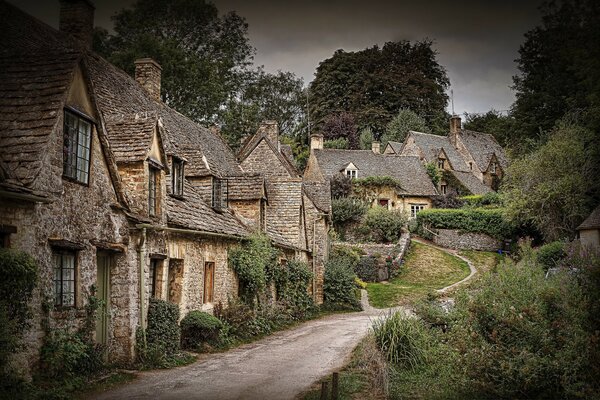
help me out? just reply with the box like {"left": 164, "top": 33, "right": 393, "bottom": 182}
{"left": 321, "top": 112, "right": 359, "bottom": 149}
{"left": 464, "top": 110, "right": 516, "bottom": 149}
{"left": 309, "top": 40, "right": 449, "bottom": 136}
{"left": 502, "top": 118, "right": 600, "bottom": 241}
{"left": 380, "top": 109, "right": 430, "bottom": 148}
{"left": 512, "top": 0, "right": 600, "bottom": 153}
{"left": 94, "top": 0, "right": 254, "bottom": 124}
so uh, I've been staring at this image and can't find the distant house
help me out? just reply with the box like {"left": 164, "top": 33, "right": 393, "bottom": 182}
{"left": 304, "top": 136, "right": 437, "bottom": 219}
{"left": 577, "top": 205, "right": 600, "bottom": 251}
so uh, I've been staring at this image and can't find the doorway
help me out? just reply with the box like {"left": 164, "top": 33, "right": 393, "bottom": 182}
{"left": 95, "top": 252, "right": 111, "bottom": 347}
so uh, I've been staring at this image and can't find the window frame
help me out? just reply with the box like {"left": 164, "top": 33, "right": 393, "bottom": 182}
{"left": 62, "top": 109, "right": 93, "bottom": 185}
{"left": 171, "top": 158, "right": 184, "bottom": 197}
{"left": 437, "top": 158, "right": 445, "bottom": 169}
{"left": 212, "top": 177, "right": 228, "bottom": 211}
{"left": 410, "top": 204, "right": 426, "bottom": 219}
{"left": 148, "top": 166, "right": 158, "bottom": 216}
{"left": 149, "top": 258, "right": 160, "bottom": 298}
{"left": 345, "top": 169, "right": 357, "bottom": 179}
{"left": 53, "top": 250, "right": 77, "bottom": 308}
{"left": 440, "top": 183, "right": 447, "bottom": 195}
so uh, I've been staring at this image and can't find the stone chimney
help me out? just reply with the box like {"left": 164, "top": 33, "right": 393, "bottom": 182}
{"left": 59, "top": 0, "right": 95, "bottom": 50}
{"left": 134, "top": 58, "right": 162, "bottom": 101}
{"left": 372, "top": 141, "right": 380, "bottom": 154}
{"left": 310, "top": 133, "right": 324, "bottom": 151}
{"left": 258, "top": 121, "right": 279, "bottom": 145}
{"left": 449, "top": 115, "right": 461, "bottom": 146}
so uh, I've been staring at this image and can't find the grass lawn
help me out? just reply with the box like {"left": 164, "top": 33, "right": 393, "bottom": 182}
{"left": 367, "top": 242, "right": 470, "bottom": 308}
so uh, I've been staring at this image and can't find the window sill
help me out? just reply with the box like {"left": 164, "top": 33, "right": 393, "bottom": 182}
{"left": 62, "top": 175, "right": 90, "bottom": 187}
{"left": 169, "top": 193, "right": 185, "bottom": 201}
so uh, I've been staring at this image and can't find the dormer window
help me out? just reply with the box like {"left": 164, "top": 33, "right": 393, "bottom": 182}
{"left": 346, "top": 169, "right": 357, "bottom": 179}
{"left": 149, "top": 166, "right": 158, "bottom": 216}
{"left": 212, "top": 177, "right": 228, "bottom": 211}
{"left": 172, "top": 158, "right": 184, "bottom": 196}
{"left": 63, "top": 110, "right": 92, "bottom": 184}
{"left": 490, "top": 162, "right": 497, "bottom": 174}
{"left": 437, "top": 158, "right": 444, "bottom": 169}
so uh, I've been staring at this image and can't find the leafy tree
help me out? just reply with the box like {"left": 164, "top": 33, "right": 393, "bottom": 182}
{"left": 309, "top": 40, "right": 449, "bottom": 135}
{"left": 502, "top": 119, "right": 599, "bottom": 241}
{"left": 381, "top": 109, "right": 430, "bottom": 148}
{"left": 464, "top": 110, "right": 516, "bottom": 149}
{"left": 321, "top": 112, "right": 359, "bottom": 149}
{"left": 512, "top": 0, "right": 600, "bottom": 152}
{"left": 359, "top": 127, "right": 374, "bottom": 150}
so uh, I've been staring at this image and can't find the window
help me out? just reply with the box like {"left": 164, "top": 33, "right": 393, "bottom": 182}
{"left": 490, "top": 162, "right": 497, "bottom": 174}
{"left": 172, "top": 158, "right": 184, "bottom": 197}
{"left": 345, "top": 169, "right": 357, "bottom": 179}
{"left": 410, "top": 204, "right": 426, "bottom": 219}
{"left": 212, "top": 177, "right": 228, "bottom": 211}
{"left": 0, "top": 226, "right": 15, "bottom": 248}
{"left": 378, "top": 199, "right": 389, "bottom": 208}
{"left": 260, "top": 199, "right": 266, "bottom": 232}
{"left": 469, "top": 162, "right": 473, "bottom": 171}
{"left": 149, "top": 259, "right": 160, "bottom": 298}
{"left": 53, "top": 251, "right": 76, "bottom": 307}
{"left": 63, "top": 110, "right": 92, "bottom": 184}
{"left": 203, "top": 262, "right": 215, "bottom": 304}
{"left": 440, "top": 183, "right": 447, "bottom": 195}
{"left": 149, "top": 166, "right": 158, "bottom": 216}
{"left": 437, "top": 158, "right": 445, "bottom": 169}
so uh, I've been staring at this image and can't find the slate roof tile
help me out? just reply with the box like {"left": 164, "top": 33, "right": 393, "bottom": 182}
{"left": 577, "top": 204, "right": 600, "bottom": 230}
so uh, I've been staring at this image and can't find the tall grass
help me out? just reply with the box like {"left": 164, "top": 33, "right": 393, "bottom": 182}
{"left": 371, "top": 312, "right": 429, "bottom": 369}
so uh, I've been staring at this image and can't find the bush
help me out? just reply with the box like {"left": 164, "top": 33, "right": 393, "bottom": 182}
{"left": 536, "top": 241, "right": 566, "bottom": 271}
{"left": 431, "top": 193, "right": 465, "bottom": 209}
{"left": 180, "top": 311, "right": 223, "bottom": 349}
{"left": 138, "top": 298, "right": 180, "bottom": 365}
{"left": 362, "top": 208, "right": 406, "bottom": 243}
{"left": 323, "top": 258, "right": 360, "bottom": 309}
{"left": 425, "top": 162, "right": 441, "bottom": 186}
{"left": 355, "top": 256, "right": 379, "bottom": 282}
{"left": 273, "top": 260, "right": 315, "bottom": 319}
{"left": 416, "top": 208, "right": 513, "bottom": 239}
{"left": 372, "top": 312, "right": 430, "bottom": 369}
{"left": 461, "top": 192, "right": 502, "bottom": 207}
{"left": 332, "top": 197, "right": 368, "bottom": 227}
{"left": 330, "top": 174, "right": 353, "bottom": 199}
{"left": 324, "top": 137, "right": 349, "bottom": 149}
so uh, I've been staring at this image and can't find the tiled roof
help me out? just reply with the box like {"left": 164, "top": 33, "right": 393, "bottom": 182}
{"left": 577, "top": 204, "right": 600, "bottom": 230}
{"left": 0, "top": 2, "right": 81, "bottom": 195}
{"left": 303, "top": 180, "right": 332, "bottom": 214}
{"left": 407, "top": 131, "right": 469, "bottom": 172}
{"left": 227, "top": 173, "right": 265, "bottom": 200}
{"left": 105, "top": 116, "right": 157, "bottom": 163}
{"left": 459, "top": 130, "right": 508, "bottom": 171}
{"left": 313, "top": 149, "right": 437, "bottom": 196}
{"left": 237, "top": 129, "right": 299, "bottom": 177}
{"left": 385, "top": 141, "right": 403, "bottom": 154}
{"left": 450, "top": 170, "right": 493, "bottom": 195}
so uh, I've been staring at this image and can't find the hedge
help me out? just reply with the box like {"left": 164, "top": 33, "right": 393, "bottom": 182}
{"left": 416, "top": 208, "right": 514, "bottom": 239}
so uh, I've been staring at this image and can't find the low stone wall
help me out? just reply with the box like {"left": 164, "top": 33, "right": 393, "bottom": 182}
{"left": 433, "top": 229, "right": 500, "bottom": 251}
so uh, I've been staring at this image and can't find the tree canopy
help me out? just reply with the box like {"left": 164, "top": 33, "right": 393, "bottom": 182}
{"left": 381, "top": 109, "right": 430, "bottom": 149}
{"left": 464, "top": 110, "right": 515, "bottom": 149}
{"left": 309, "top": 40, "right": 449, "bottom": 137}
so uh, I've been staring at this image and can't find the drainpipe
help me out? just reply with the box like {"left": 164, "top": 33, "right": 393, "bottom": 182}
{"left": 139, "top": 227, "right": 147, "bottom": 345}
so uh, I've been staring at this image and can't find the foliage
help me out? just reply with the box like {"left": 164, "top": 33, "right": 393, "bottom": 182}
{"left": 424, "top": 162, "right": 440, "bottom": 186}
{"left": 180, "top": 311, "right": 223, "bottom": 349}
{"left": 417, "top": 208, "right": 514, "bottom": 239}
{"left": 502, "top": 120, "right": 598, "bottom": 241}
{"left": 330, "top": 246, "right": 361, "bottom": 270}
{"left": 321, "top": 112, "right": 359, "bottom": 149}
{"left": 380, "top": 109, "right": 430, "bottom": 148}
{"left": 355, "top": 256, "right": 379, "bottom": 282}
{"left": 331, "top": 197, "right": 368, "bottom": 227}
{"left": 329, "top": 174, "right": 353, "bottom": 199}
{"left": 362, "top": 208, "right": 407, "bottom": 243}
{"left": 512, "top": 0, "right": 600, "bottom": 154}
{"left": 309, "top": 40, "right": 449, "bottom": 135}
{"left": 359, "top": 127, "right": 374, "bottom": 150}
{"left": 352, "top": 176, "right": 402, "bottom": 190}
{"left": 354, "top": 277, "right": 367, "bottom": 290}
{"left": 323, "top": 258, "right": 360, "bottom": 309}
{"left": 372, "top": 312, "right": 429, "bottom": 369}
{"left": 272, "top": 260, "right": 314, "bottom": 317}
{"left": 323, "top": 137, "right": 349, "bottom": 149}
{"left": 228, "top": 234, "right": 279, "bottom": 305}
{"left": 464, "top": 110, "right": 516, "bottom": 149}
{"left": 431, "top": 193, "right": 465, "bottom": 209}
{"left": 460, "top": 192, "right": 502, "bottom": 208}
{"left": 536, "top": 241, "right": 566, "bottom": 271}
{"left": 137, "top": 298, "right": 181, "bottom": 367}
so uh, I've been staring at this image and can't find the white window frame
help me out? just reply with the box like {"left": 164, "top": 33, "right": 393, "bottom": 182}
{"left": 345, "top": 169, "right": 357, "bottom": 179}
{"left": 410, "top": 204, "right": 426, "bottom": 219}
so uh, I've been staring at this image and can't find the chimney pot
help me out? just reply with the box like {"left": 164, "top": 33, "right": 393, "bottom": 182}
{"left": 134, "top": 58, "right": 162, "bottom": 101}
{"left": 310, "top": 133, "right": 324, "bottom": 151}
{"left": 258, "top": 121, "right": 279, "bottom": 145}
{"left": 372, "top": 141, "right": 381, "bottom": 154}
{"left": 59, "top": 0, "right": 95, "bottom": 49}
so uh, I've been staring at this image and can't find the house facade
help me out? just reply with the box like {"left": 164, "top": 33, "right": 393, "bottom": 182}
{"left": 577, "top": 205, "right": 600, "bottom": 251}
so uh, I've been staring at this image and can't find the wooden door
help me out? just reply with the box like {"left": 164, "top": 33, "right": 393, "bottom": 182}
{"left": 95, "top": 252, "right": 111, "bottom": 347}
{"left": 203, "top": 262, "right": 215, "bottom": 304}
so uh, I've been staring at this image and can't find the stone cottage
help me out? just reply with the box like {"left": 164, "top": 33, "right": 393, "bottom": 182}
{"left": 389, "top": 115, "right": 507, "bottom": 194}
{"left": 0, "top": 0, "right": 328, "bottom": 373}
{"left": 577, "top": 205, "right": 600, "bottom": 251}
{"left": 304, "top": 135, "right": 437, "bottom": 219}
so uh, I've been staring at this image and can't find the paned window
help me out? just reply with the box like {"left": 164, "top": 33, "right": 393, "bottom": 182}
{"left": 149, "top": 259, "right": 160, "bottom": 298}
{"left": 149, "top": 167, "right": 158, "bottom": 216}
{"left": 345, "top": 169, "right": 357, "bottom": 179}
{"left": 437, "top": 158, "right": 445, "bottom": 169}
{"left": 440, "top": 183, "right": 447, "bottom": 195}
{"left": 53, "top": 251, "right": 76, "bottom": 307}
{"left": 212, "top": 178, "right": 228, "bottom": 211}
{"left": 172, "top": 158, "right": 184, "bottom": 196}
{"left": 490, "top": 162, "right": 497, "bottom": 174}
{"left": 63, "top": 110, "right": 92, "bottom": 184}
{"left": 410, "top": 204, "right": 426, "bottom": 219}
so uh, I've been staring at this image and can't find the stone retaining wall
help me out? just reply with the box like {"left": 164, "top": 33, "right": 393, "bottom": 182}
{"left": 433, "top": 229, "right": 500, "bottom": 251}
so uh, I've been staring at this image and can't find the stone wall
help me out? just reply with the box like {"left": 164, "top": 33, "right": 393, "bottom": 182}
{"left": 433, "top": 228, "right": 500, "bottom": 251}
{"left": 241, "top": 139, "right": 293, "bottom": 179}
{"left": 266, "top": 179, "right": 305, "bottom": 248}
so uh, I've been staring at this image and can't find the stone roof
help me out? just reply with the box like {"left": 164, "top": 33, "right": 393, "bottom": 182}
{"left": 577, "top": 204, "right": 600, "bottom": 230}
{"left": 105, "top": 116, "right": 157, "bottom": 163}
{"left": 459, "top": 130, "right": 508, "bottom": 172}
{"left": 227, "top": 173, "right": 265, "bottom": 201}
{"left": 384, "top": 141, "right": 403, "bottom": 154}
{"left": 313, "top": 149, "right": 437, "bottom": 196}
{"left": 0, "top": 2, "right": 81, "bottom": 195}
{"left": 303, "top": 180, "right": 332, "bottom": 214}
{"left": 450, "top": 171, "right": 493, "bottom": 195}
{"left": 237, "top": 129, "right": 299, "bottom": 177}
{"left": 166, "top": 181, "right": 249, "bottom": 237}
{"left": 407, "top": 131, "right": 470, "bottom": 172}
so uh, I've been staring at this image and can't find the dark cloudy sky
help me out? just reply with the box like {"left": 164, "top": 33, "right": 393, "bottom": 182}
{"left": 12, "top": 0, "right": 543, "bottom": 115}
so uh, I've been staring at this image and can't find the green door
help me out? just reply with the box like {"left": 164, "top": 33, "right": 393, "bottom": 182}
{"left": 96, "top": 252, "right": 111, "bottom": 347}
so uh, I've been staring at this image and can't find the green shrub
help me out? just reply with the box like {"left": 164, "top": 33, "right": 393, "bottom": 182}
{"left": 355, "top": 256, "right": 379, "bottom": 282}
{"left": 324, "top": 137, "right": 349, "bottom": 149}
{"left": 330, "top": 174, "right": 352, "bottom": 199}
{"left": 425, "top": 162, "right": 441, "bottom": 186}
{"left": 330, "top": 246, "right": 361, "bottom": 269}
{"left": 332, "top": 197, "right": 368, "bottom": 226}
{"left": 372, "top": 312, "right": 430, "bottom": 369}
{"left": 362, "top": 208, "right": 406, "bottom": 243}
{"left": 536, "top": 241, "right": 566, "bottom": 271}
{"left": 461, "top": 192, "right": 502, "bottom": 207}
{"left": 353, "top": 176, "right": 402, "bottom": 190}
{"left": 180, "top": 311, "right": 223, "bottom": 349}
{"left": 273, "top": 260, "right": 315, "bottom": 319}
{"left": 416, "top": 207, "right": 513, "bottom": 239}
{"left": 139, "top": 298, "right": 180, "bottom": 365}
{"left": 323, "top": 258, "right": 360, "bottom": 309}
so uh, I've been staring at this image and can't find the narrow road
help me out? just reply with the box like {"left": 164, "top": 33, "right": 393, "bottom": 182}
{"left": 92, "top": 294, "right": 408, "bottom": 400}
